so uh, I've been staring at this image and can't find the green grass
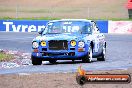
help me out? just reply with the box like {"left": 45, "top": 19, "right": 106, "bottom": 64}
{"left": 87, "top": 18, "right": 132, "bottom": 21}
{"left": 0, "top": 17, "right": 132, "bottom": 21}
{"left": 0, "top": 52, "right": 14, "bottom": 62}
{"left": 0, "top": 17, "right": 60, "bottom": 20}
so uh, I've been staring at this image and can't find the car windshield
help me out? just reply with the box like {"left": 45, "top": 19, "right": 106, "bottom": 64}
{"left": 43, "top": 21, "right": 91, "bottom": 34}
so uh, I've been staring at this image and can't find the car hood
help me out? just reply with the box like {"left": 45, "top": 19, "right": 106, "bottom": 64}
{"left": 34, "top": 33, "right": 88, "bottom": 41}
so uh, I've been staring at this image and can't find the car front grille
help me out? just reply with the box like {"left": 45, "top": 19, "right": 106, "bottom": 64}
{"left": 49, "top": 40, "right": 68, "bottom": 50}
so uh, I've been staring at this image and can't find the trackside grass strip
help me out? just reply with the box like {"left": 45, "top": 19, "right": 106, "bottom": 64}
{"left": 0, "top": 52, "right": 14, "bottom": 62}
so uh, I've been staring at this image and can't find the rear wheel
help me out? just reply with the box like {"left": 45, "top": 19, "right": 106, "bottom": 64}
{"left": 82, "top": 46, "right": 92, "bottom": 63}
{"left": 97, "top": 44, "right": 106, "bottom": 61}
{"left": 31, "top": 56, "right": 42, "bottom": 65}
{"left": 49, "top": 60, "right": 57, "bottom": 64}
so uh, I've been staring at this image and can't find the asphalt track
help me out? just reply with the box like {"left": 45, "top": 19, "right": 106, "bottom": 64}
{"left": 0, "top": 32, "right": 132, "bottom": 74}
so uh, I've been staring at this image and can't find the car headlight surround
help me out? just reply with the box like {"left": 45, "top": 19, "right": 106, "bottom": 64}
{"left": 71, "top": 40, "right": 76, "bottom": 47}
{"left": 32, "top": 41, "right": 39, "bottom": 48}
{"left": 41, "top": 41, "right": 46, "bottom": 46}
{"left": 78, "top": 41, "right": 85, "bottom": 48}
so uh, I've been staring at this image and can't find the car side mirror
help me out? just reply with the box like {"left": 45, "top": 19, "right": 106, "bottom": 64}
{"left": 96, "top": 27, "right": 99, "bottom": 31}
{"left": 38, "top": 27, "right": 46, "bottom": 35}
{"left": 38, "top": 30, "right": 43, "bottom": 35}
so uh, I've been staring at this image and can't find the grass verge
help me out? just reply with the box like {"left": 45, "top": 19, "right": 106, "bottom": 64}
{"left": 0, "top": 17, "right": 60, "bottom": 20}
{"left": 0, "top": 17, "right": 132, "bottom": 21}
{"left": 0, "top": 52, "right": 14, "bottom": 62}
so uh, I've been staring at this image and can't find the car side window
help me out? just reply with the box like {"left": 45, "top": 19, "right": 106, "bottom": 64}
{"left": 81, "top": 23, "right": 92, "bottom": 34}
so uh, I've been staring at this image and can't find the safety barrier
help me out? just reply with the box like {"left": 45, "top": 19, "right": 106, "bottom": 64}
{"left": 0, "top": 20, "right": 48, "bottom": 32}
{"left": 108, "top": 21, "right": 132, "bottom": 34}
{"left": 0, "top": 20, "right": 108, "bottom": 33}
{"left": 0, "top": 20, "right": 132, "bottom": 34}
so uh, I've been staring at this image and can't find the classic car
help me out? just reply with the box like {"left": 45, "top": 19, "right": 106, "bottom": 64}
{"left": 31, "top": 19, "right": 106, "bottom": 65}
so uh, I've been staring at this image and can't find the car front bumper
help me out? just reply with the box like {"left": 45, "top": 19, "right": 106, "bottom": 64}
{"left": 31, "top": 48, "right": 88, "bottom": 60}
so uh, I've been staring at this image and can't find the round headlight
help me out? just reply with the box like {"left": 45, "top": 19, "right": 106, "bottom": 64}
{"left": 71, "top": 40, "right": 76, "bottom": 47}
{"left": 78, "top": 41, "right": 85, "bottom": 48}
{"left": 32, "top": 42, "right": 39, "bottom": 48}
{"left": 41, "top": 41, "right": 46, "bottom": 46}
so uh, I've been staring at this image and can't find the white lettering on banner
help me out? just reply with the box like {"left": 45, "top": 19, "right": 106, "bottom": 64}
{"left": 28, "top": 25, "right": 36, "bottom": 32}
{"left": 22, "top": 25, "right": 28, "bottom": 32}
{"left": 12, "top": 25, "right": 21, "bottom": 32}
{"left": 2, "top": 22, "right": 46, "bottom": 32}
{"left": 3, "top": 22, "right": 13, "bottom": 32}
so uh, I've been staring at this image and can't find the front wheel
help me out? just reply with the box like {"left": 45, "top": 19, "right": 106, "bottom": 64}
{"left": 31, "top": 56, "right": 42, "bottom": 65}
{"left": 82, "top": 46, "right": 92, "bottom": 63}
{"left": 97, "top": 45, "right": 106, "bottom": 61}
{"left": 49, "top": 60, "right": 57, "bottom": 64}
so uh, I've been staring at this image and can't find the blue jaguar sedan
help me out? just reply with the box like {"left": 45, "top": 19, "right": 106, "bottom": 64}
{"left": 31, "top": 19, "right": 106, "bottom": 65}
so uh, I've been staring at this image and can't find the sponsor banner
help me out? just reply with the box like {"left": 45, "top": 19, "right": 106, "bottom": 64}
{"left": 108, "top": 21, "right": 132, "bottom": 34}
{"left": 0, "top": 20, "right": 108, "bottom": 33}
{"left": 96, "top": 20, "right": 108, "bottom": 33}
{"left": 0, "top": 20, "right": 49, "bottom": 32}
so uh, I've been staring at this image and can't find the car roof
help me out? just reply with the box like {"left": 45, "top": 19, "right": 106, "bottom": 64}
{"left": 49, "top": 19, "right": 93, "bottom": 23}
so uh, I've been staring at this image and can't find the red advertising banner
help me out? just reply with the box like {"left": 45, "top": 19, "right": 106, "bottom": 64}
{"left": 108, "top": 21, "right": 132, "bottom": 34}
{"left": 126, "top": 0, "right": 132, "bottom": 9}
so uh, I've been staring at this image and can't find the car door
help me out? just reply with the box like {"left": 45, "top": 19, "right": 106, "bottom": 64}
{"left": 91, "top": 21, "right": 101, "bottom": 54}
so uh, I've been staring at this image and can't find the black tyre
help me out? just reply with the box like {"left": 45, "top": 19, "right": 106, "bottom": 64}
{"left": 72, "top": 60, "right": 75, "bottom": 62}
{"left": 49, "top": 60, "right": 57, "bottom": 64}
{"left": 97, "top": 44, "right": 106, "bottom": 61}
{"left": 82, "top": 46, "right": 92, "bottom": 63}
{"left": 31, "top": 56, "right": 42, "bottom": 65}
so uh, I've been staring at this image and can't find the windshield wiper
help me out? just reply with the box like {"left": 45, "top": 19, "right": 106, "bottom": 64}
{"left": 47, "top": 33, "right": 62, "bottom": 34}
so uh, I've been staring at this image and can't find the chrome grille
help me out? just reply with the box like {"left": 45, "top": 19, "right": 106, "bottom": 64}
{"left": 49, "top": 40, "right": 68, "bottom": 50}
